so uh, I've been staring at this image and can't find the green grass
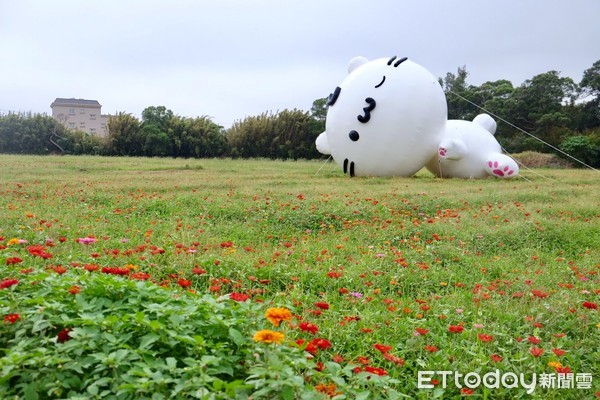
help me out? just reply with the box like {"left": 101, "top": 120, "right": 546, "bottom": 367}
{"left": 0, "top": 155, "right": 598, "bottom": 399}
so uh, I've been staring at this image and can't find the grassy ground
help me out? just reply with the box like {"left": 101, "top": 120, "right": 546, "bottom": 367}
{"left": 0, "top": 155, "right": 598, "bottom": 399}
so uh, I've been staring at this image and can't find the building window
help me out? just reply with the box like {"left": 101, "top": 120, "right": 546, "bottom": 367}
{"left": 90, "top": 114, "right": 96, "bottom": 120}
{"left": 80, "top": 122, "right": 85, "bottom": 128}
{"left": 69, "top": 122, "right": 76, "bottom": 129}
{"left": 80, "top": 108, "right": 85, "bottom": 114}
{"left": 90, "top": 128, "right": 96, "bottom": 133}
{"left": 69, "top": 108, "right": 75, "bottom": 115}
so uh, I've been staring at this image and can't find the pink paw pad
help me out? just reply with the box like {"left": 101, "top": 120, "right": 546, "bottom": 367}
{"left": 439, "top": 147, "right": 447, "bottom": 157}
{"left": 487, "top": 161, "right": 514, "bottom": 177}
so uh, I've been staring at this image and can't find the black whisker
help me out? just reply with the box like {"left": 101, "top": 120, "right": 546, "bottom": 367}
{"left": 343, "top": 158, "right": 348, "bottom": 174}
{"left": 375, "top": 75, "right": 386, "bottom": 88}
{"left": 387, "top": 56, "right": 397, "bottom": 66}
{"left": 349, "top": 161, "right": 355, "bottom": 177}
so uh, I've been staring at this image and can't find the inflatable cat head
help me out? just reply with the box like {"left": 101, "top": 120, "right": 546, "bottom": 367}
{"left": 316, "top": 56, "right": 447, "bottom": 176}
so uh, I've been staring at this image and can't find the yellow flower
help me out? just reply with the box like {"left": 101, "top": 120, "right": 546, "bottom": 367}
{"left": 265, "top": 307, "right": 292, "bottom": 327}
{"left": 548, "top": 361, "right": 562, "bottom": 369}
{"left": 125, "top": 264, "right": 139, "bottom": 271}
{"left": 253, "top": 329, "right": 284, "bottom": 344}
{"left": 7, "top": 238, "right": 21, "bottom": 246}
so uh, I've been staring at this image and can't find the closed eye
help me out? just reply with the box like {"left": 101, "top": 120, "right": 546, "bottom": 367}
{"left": 375, "top": 75, "right": 386, "bottom": 88}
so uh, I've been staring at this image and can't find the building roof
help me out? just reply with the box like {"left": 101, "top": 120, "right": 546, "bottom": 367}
{"left": 51, "top": 98, "right": 101, "bottom": 108}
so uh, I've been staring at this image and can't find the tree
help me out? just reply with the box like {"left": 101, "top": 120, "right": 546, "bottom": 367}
{"left": 439, "top": 66, "right": 479, "bottom": 120}
{"left": 505, "top": 71, "right": 578, "bottom": 150}
{"left": 577, "top": 60, "right": 600, "bottom": 130}
{"left": 169, "top": 116, "right": 229, "bottom": 158}
{"left": 226, "top": 109, "right": 321, "bottom": 159}
{"left": 310, "top": 98, "right": 328, "bottom": 122}
{"left": 141, "top": 106, "right": 174, "bottom": 132}
{"left": 107, "top": 112, "right": 142, "bottom": 156}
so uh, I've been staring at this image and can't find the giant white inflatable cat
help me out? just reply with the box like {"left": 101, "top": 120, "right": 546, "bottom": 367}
{"left": 316, "top": 56, "right": 447, "bottom": 177}
{"left": 426, "top": 114, "right": 519, "bottom": 178}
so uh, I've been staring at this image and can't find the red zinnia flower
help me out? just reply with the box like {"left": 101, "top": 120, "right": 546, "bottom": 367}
{"left": 68, "top": 285, "right": 81, "bottom": 294}
{"left": 84, "top": 263, "right": 99, "bottom": 272}
{"left": 373, "top": 343, "right": 392, "bottom": 353}
{"left": 6, "top": 257, "right": 23, "bottom": 265}
{"left": 490, "top": 354, "right": 503, "bottom": 362}
{"left": 552, "top": 348, "right": 566, "bottom": 357}
{"left": 461, "top": 388, "right": 474, "bottom": 395}
{"left": 531, "top": 289, "right": 549, "bottom": 299}
{"left": 315, "top": 302, "right": 330, "bottom": 310}
{"left": 582, "top": 301, "right": 598, "bottom": 309}
{"left": 529, "top": 347, "right": 544, "bottom": 357}
{"left": 425, "top": 345, "right": 439, "bottom": 353}
{"left": 177, "top": 278, "right": 192, "bottom": 288}
{"left": 230, "top": 292, "right": 250, "bottom": 302}
{"left": 192, "top": 267, "right": 207, "bottom": 275}
{"left": 415, "top": 328, "right": 429, "bottom": 336}
{"left": 27, "top": 245, "right": 53, "bottom": 259}
{"left": 527, "top": 335, "right": 541, "bottom": 344}
{"left": 0, "top": 278, "right": 19, "bottom": 289}
{"left": 130, "top": 272, "right": 151, "bottom": 281}
{"left": 57, "top": 328, "right": 72, "bottom": 343}
{"left": 299, "top": 321, "right": 319, "bottom": 334}
{"left": 382, "top": 352, "right": 405, "bottom": 366}
{"left": 478, "top": 333, "right": 494, "bottom": 342}
{"left": 4, "top": 313, "right": 20, "bottom": 324}
{"left": 448, "top": 325, "right": 464, "bottom": 333}
{"left": 332, "top": 354, "right": 345, "bottom": 363}
{"left": 364, "top": 366, "right": 388, "bottom": 376}
{"left": 309, "top": 338, "right": 331, "bottom": 352}
{"left": 101, "top": 267, "right": 129, "bottom": 275}
{"left": 52, "top": 265, "right": 67, "bottom": 274}
{"left": 556, "top": 366, "right": 571, "bottom": 374}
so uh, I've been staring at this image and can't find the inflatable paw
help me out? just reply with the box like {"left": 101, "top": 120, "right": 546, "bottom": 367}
{"left": 426, "top": 114, "right": 519, "bottom": 178}
{"left": 315, "top": 56, "right": 447, "bottom": 177}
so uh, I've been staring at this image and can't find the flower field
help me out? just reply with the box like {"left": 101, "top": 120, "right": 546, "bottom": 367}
{"left": 0, "top": 155, "right": 598, "bottom": 399}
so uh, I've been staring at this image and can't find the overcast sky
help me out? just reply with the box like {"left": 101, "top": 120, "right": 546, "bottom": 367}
{"left": 1, "top": 0, "right": 599, "bottom": 127}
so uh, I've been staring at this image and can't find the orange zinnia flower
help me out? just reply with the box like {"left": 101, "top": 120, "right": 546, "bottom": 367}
{"left": 265, "top": 307, "right": 292, "bottom": 327}
{"left": 253, "top": 329, "right": 284, "bottom": 344}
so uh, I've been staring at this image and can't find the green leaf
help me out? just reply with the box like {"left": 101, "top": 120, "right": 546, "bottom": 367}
{"left": 228, "top": 327, "right": 245, "bottom": 346}
{"left": 281, "top": 385, "right": 295, "bottom": 400}
{"left": 355, "top": 391, "right": 371, "bottom": 400}
{"left": 165, "top": 357, "right": 177, "bottom": 369}
{"left": 139, "top": 333, "right": 160, "bottom": 350}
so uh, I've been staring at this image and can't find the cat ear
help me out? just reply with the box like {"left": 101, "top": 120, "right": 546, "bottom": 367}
{"left": 348, "top": 56, "right": 369, "bottom": 74}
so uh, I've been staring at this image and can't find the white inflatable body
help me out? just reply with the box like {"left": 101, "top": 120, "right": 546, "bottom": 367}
{"left": 316, "top": 56, "right": 447, "bottom": 177}
{"left": 426, "top": 114, "right": 519, "bottom": 178}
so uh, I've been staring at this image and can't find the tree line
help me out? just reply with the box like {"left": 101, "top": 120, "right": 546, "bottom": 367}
{"left": 1, "top": 60, "right": 599, "bottom": 166}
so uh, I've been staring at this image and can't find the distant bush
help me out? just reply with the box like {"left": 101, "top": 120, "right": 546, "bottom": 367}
{"left": 559, "top": 133, "right": 600, "bottom": 168}
{"left": 510, "top": 151, "right": 574, "bottom": 168}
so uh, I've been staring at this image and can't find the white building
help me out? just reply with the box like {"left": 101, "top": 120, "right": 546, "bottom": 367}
{"left": 50, "top": 98, "right": 110, "bottom": 136}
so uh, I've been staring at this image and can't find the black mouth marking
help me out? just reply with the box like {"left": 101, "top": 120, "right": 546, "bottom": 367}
{"left": 327, "top": 86, "right": 341, "bottom": 106}
{"left": 343, "top": 158, "right": 356, "bottom": 177}
{"left": 357, "top": 97, "right": 376, "bottom": 123}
